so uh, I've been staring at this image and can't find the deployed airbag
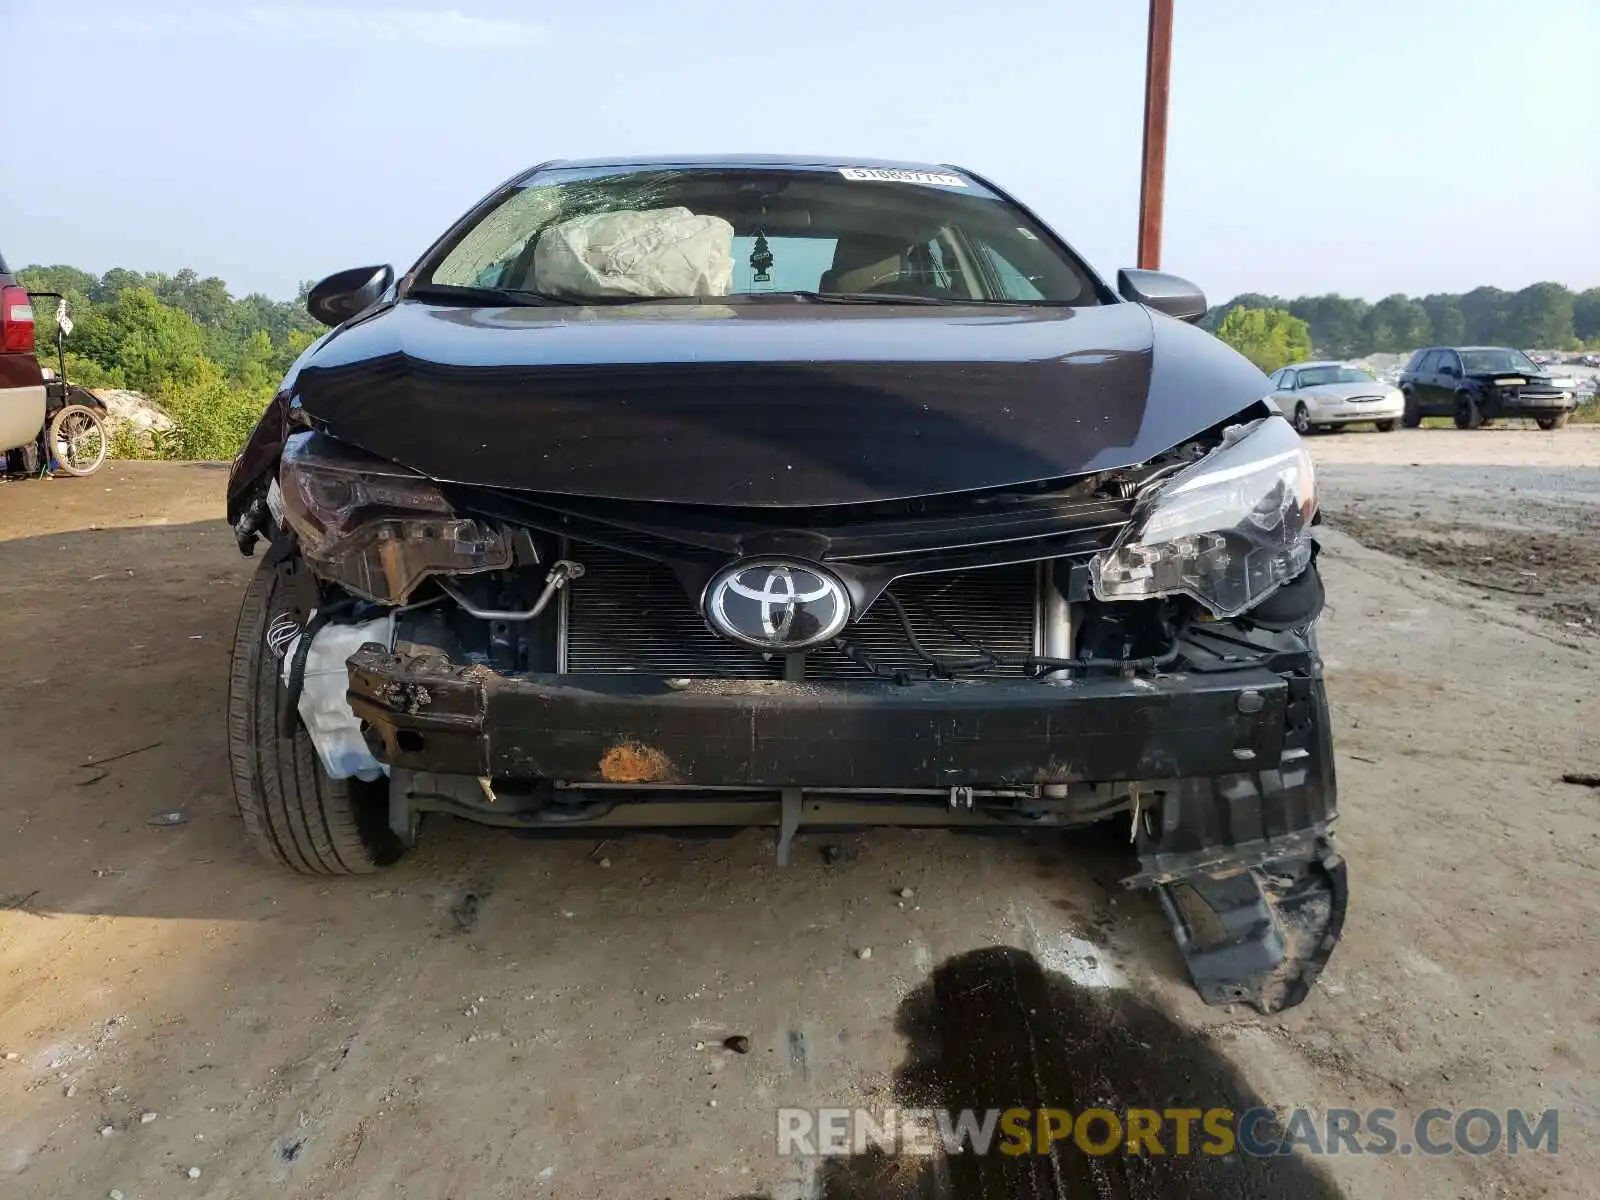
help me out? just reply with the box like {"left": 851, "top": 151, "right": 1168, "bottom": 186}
{"left": 534, "top": 207, "right": 735, "bottom": 298}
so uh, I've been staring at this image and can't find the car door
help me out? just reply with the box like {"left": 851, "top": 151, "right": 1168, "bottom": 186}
{"left": 1430, "top": 349, "right": 1463, "bottom": 414}
{"left": 1274, "top": 369, "right": 1302, "bottom": 419}
{"left": 1408, "top": 350, "right": 1440, "bottom": 414}
{"left": 1266, "top": 369, "right": 1291, "bottom": 416}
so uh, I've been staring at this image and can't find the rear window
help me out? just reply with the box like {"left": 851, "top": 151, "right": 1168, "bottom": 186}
{"left": 420, "top": 166, "right": 1100, "bottom": 305}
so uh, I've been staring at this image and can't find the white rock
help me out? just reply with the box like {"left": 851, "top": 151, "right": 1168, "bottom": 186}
{"left": 187, "top": 1166, "right": 202, "bottom": 1179}
{"left": 856, "top": 947, "right": 873, "bottom": 960}
{"left": 898, "top": 887, "right": 915, "bottom": 899}
{"left": 2, "top": 1051, "right": 19, "bottom": 1061}
{"left": 110, "top": 1191, "right": 126, "bottom": 1200}
{"left": 100, "top": 1125, "right": 116, "bottom": 1137}
{"left": 140, "top": 1111, "right": 158, "bottom": 1123}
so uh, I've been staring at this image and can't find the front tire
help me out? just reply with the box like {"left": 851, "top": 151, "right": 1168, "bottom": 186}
{"left": 1537, "top": 413, "right": 1570, "bottom": 430}
{"left": 227, "top": 557, "right": 404, "bottom": 875}
{"left": 1374, "top": 419, "right": 1397, "bottom": 432}
{"left": 1293, "top": 403, "right": 1314, "bottom": 435}
{"left": 1454, "top": 394, "right": 1484, "bottom": 430}
{"left": 1400, "top": 392, "right": 1422, "bottom": 428}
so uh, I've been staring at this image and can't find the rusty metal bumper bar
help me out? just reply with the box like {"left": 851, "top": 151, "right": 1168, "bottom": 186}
{"left": 346, "top": 644, "right": 1288, "bottom": 789}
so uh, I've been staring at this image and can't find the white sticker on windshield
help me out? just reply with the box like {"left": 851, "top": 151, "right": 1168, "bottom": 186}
{"left": 839, "top": 167, "right": 967, "bottom": 187}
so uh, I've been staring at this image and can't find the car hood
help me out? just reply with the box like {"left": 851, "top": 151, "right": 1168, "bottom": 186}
{"left": 1465, "top": 370, "right": 1557, "bottom": 386}
{"left": 288, "top": 298, "right": 1268, "bottom": 508}
{"left": 1302, "top": 381, "right": 1395, "bottom": 400}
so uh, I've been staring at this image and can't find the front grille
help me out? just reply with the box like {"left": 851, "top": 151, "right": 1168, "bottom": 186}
{"left": 561, "top": 546, "right": 1038, "bottom": 680}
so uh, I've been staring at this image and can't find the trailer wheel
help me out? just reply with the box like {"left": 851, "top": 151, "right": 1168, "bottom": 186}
{"left": 49, "top": 404, "right": 108, "bottom": 476}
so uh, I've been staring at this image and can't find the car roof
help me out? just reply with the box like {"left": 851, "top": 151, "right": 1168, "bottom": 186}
{"left": 542, "top": 153, "right": 970, "bottom": 174}
{"left": 1420, "top": 345, "right": 1515, "bottom": 353}
{"left": 1283, "top": 361, "right": 1351, "bottom": 369}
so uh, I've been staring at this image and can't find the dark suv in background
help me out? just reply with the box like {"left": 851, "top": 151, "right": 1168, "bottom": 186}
{"left": 0, "top": 248, "right": 47, "bottom": 457}
{"left": 1399, "top": 346, "right": 1576, "bottom": 430}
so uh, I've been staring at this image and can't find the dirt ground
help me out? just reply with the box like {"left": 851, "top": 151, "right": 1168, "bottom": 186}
{"left": 1, "top": 433, "right": 1597, "bottom": 1200}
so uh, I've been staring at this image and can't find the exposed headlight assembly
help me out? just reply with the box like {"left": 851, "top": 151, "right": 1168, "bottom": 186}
{"left": 1090, "top": 416, "right": 1316, "bottom": 618}
{"left": 278, "top": 432, "right": 511, "bottom": 603}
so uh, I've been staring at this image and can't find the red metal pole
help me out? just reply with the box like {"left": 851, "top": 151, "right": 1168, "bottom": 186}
{"left": 1137, "top": 0, "right": 1174, "bottom": 270}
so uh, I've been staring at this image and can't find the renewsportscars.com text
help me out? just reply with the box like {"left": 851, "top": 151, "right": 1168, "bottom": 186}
{"left": 776, "top": 1106, "right": 1558, "bottom": 1158}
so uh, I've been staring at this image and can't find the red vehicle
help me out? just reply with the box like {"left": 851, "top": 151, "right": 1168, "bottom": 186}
{"left": 1, "top": 274, "right": 108, "bottom": 477}
{"left": 0, "top": 249, "right": 47, "bottom": 461}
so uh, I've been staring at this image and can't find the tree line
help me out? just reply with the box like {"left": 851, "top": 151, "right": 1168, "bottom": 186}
{"left": 17, "top": 264, "right": 323, "bottom": 460}
{"left": 1202, "top": 281, "right": 1600, "bottom": 361}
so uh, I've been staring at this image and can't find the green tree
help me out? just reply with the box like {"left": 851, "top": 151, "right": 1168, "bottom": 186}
{"left": 90, "top": 267, "right": 151, "bottom": 303}
{"left": 1419, "top": 294, "right": 1466, "bottom": 346}
{"left": 1573, "top": 288, "right": 1600, "bottom": 343}
{"left": 1199, "top": 292, "right": 1288, "bottom": 333}
{"left": 1362, "top": 295, "right": 1431, "bottom": 353}
{"left": 1215, "top": 306, "right": 1312, "bottom": 372}
{"left": 17, "top": 264, "right": 98, "bottom": 297}
{"left": 158, "top": 268, "right": 234, "bottom": 329}
{"left": 99, "top": 288, "right": 211, "bottom": 394}
{"left": 1502, "top": 282, "right": 1574, "bottom": 348}
{"left": 1288, "top": 294, "right": 1369, "bottom": 358}
{"left": 1458, "top": 286, "right": 1511, "bottom": 344}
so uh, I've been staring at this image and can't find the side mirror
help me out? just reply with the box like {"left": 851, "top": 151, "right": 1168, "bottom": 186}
{"left": 306, "top": 265, "right": 395, "bottom": 327}
{"left": 1116, "top": 268, "right": 1207, "bottom": 323}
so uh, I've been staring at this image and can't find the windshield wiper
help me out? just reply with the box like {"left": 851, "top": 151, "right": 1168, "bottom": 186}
{"left": 784, "top": 291, "right": 974, "bottom": 306}
{"left": 406, "top": 283, "right": 578, "bottom": 307}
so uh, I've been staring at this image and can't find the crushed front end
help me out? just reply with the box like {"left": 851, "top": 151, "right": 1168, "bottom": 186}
{"left": 240, "top": 410, "right": 1344, "bottom": 1013}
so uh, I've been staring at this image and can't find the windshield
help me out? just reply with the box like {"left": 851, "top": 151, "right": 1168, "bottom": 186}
{"left": 416, "top": 166, "right": 1100, "bottom": 305}
{"left": 1459, "top": 348, "right": 1541, "bottom": 375}
{"left": 1296, "top": 365, "right": 1375, "bottom": 387}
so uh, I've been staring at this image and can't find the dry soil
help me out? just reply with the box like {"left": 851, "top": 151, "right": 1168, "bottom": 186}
{"left": 0, "top": 430, "right": 1596, "bottom": 1199}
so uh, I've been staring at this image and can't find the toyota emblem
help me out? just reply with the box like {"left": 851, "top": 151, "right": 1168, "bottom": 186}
{"left": 704, "top": 559, "right": 851, "bottom": 651}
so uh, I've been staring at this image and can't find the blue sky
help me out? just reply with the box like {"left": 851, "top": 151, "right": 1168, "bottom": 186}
{"left": 1, "top": 0, "right": 1595, "bottom": 302}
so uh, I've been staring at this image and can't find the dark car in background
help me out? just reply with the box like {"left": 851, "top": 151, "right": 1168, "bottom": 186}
{"left": 1399, "top": 346, "right": 1577, "bottom": 429}
{"left": 0, "top": 248, "right": 47, "bottom": 458}
{"left": 224, "top": 155, "right": 1344, "bottom": 1012}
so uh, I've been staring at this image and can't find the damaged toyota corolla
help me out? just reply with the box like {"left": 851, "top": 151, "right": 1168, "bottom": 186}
{"left": 225, "top": 156, "right": 1344, "bottom": 1012}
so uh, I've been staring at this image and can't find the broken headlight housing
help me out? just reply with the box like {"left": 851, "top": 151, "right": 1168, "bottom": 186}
{"left": 1090, "top": 416, "right": 1316, "bottom": 618}
{"left": 277, "top": 432, "right": 511, "bottom": 604}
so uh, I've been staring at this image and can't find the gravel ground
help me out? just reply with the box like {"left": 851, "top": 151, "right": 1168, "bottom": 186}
{"left": 1, "top": 448, "right": 1596, "bottom": 1200}
{"left": 1312, "top": 426, "right": 1600, "bottom": 634}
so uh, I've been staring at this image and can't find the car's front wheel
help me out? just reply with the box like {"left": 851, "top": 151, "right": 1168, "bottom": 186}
{"left": 227, "top": 557, "right": 405, "bottom": 875}
{"left": 1454, "top": 394, "right": 1484, "bottom": 430}
{"left": 1374, "top": 419, "right": 1397, "bottom": 432}
{"left": 1400, "top": 391, "right": 1422, "bottom": 428}
{"left": 1536, "top": 413, "right": 1569, "bottom": 431}
{"left": 1293, "top": 403, "right": 1315, "bottom": 435}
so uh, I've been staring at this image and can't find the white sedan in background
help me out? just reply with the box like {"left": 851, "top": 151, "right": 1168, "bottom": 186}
{"left": 1268, "top": 361, "right": 1405, "bottom": 433}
